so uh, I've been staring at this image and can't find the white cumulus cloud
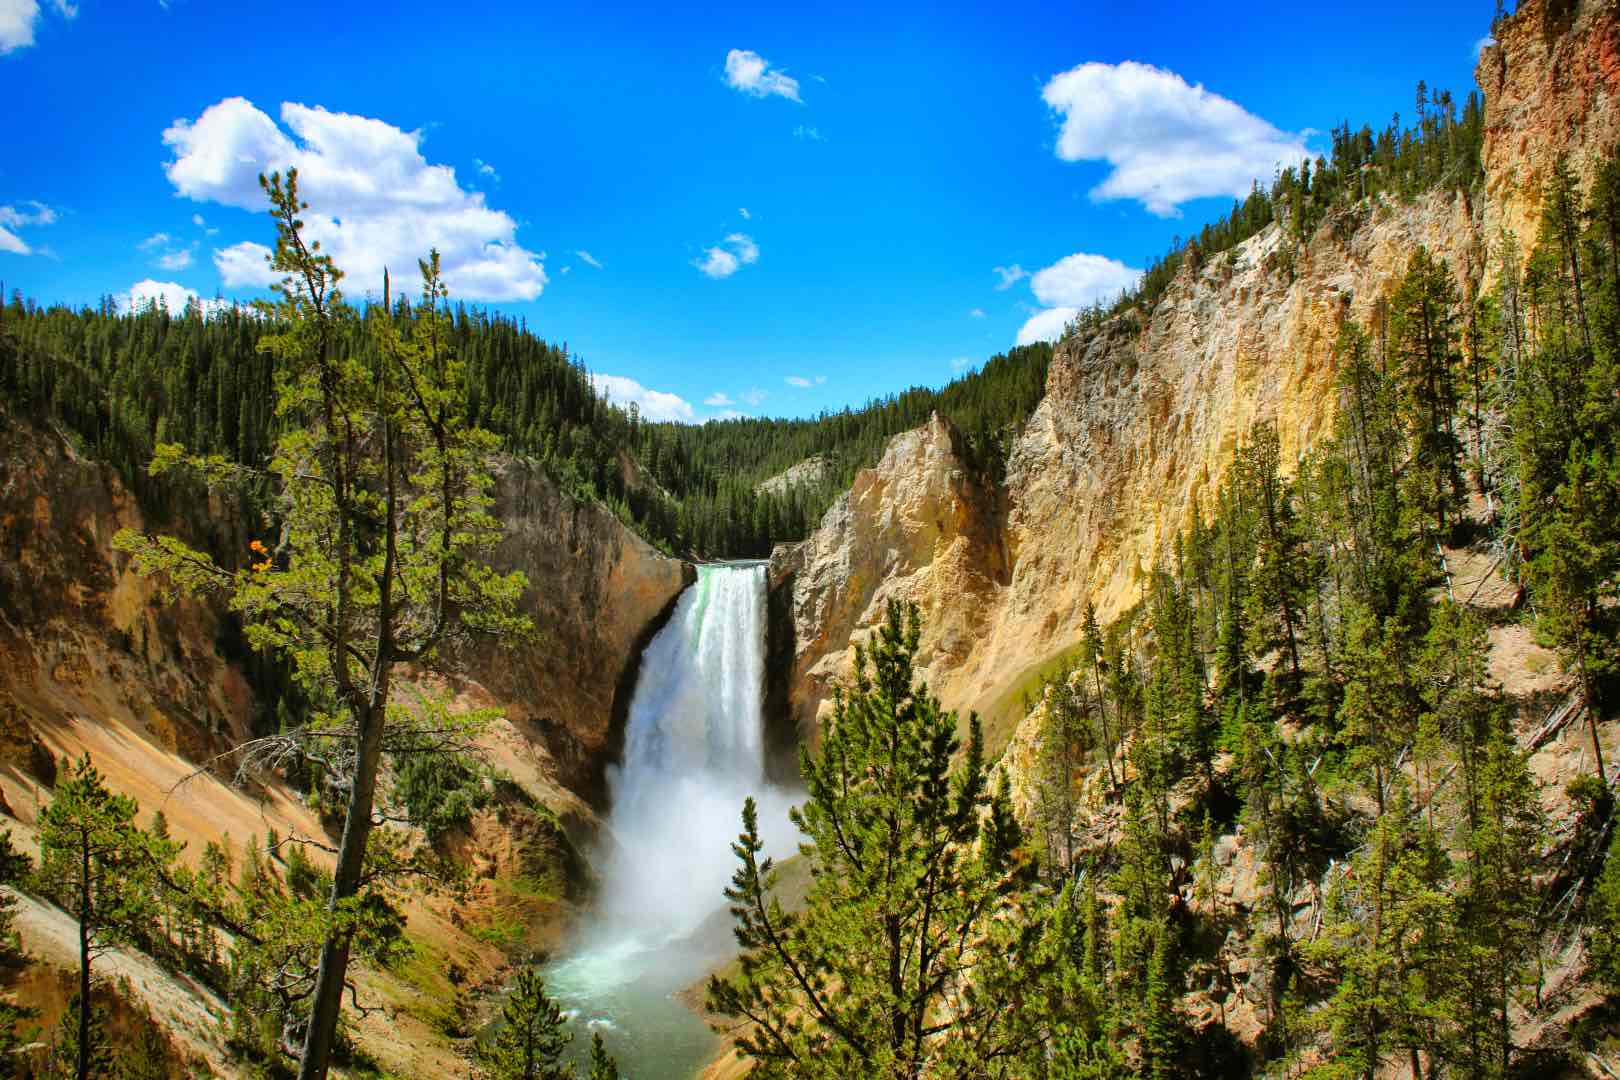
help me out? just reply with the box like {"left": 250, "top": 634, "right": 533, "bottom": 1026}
{"left": 214, "top": 240, "right": 277, "bottom": 287}
{"left": 694, "top": 232, "right": 759, "bottom": 279}
{"left": 1015, "top": 251, "right": 1143, "bottom": 348}
{"left": 163, "top": 97, "right": 547, "bottom": 301}
{"left": 1016, "top": 307, "right": 1080, "bottom": 347}
{"left": 120, "top": 279, "right": 230, "bottom": 317}
{"left": 725, "top": 48, "right": 802, "bottom": 102}
{"left": 0, "top": 0, "right": 38, "bottom": 54}
{"left": 590, "top": 374, "right": 696, "bottom": 423}
{"left": 1030, "top": 252, "right": 1142, "bottom": 308}
{"left": 1042, "top": 60, "right": 1310, "bottom": 217}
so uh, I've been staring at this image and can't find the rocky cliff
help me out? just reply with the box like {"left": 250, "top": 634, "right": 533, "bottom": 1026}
{"left": 471, "top": 458, "right": 693, "bottom": 804}
{"left": 1479, "top": 0, "right": 1620, "bottom": 274}
{"left": 772, "top": 0, "right": 1620, "bottom": 750}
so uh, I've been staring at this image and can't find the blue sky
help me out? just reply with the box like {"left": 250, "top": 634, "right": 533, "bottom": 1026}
{"left": 3, "top": 0, "right": 1491, "bottom": 422}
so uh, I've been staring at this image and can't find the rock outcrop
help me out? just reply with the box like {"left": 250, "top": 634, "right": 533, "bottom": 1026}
{"left": 755, "top": 455, "right": 831, "bottom": 498}
{"left": 772, "top": 413, "right": 1007, "bottom": 742}
{"left": 773, "top": 0, "right": 1619, "bottom": 751}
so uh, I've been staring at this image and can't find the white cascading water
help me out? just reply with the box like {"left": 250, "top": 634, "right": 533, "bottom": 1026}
{"left": 542, "top": 562, "right": 799, "bottom": 1079}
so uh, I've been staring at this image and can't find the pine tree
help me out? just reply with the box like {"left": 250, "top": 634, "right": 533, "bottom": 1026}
{"left": 1389, "top": 246, "right": 1466, "bottom": 538}
{"left": 1239, "top": 421, "right": 1310, "bottom": 682}
{"left": 707, "top": 600, "right": 1040, "bottom": 1079}
{"left": 43, "top": 996, "right": 112, "bottom": 1080}
{"left": 0, "top": 829, "right": 36, "bottom": 1056}
{"left": 587, "top": 1032, "right": 620, "bottom": 1080}
{"left": 34, "top": 755, "right": 177, "bottom": 1080}
{"left": 1590, "top": 826, "right": 1620, "bottom": 994}
{"left": 1034, "top": 664, "right": 1093, "bottom": 877}
{"left": 478, "top": 969, "right": 572, "bottom": 1080}
{"left": 1451, "top": 718, "right": 1542, "bottom": 1079}
{"left": 113, "top": 171, "right": 532, "bottom": 1080}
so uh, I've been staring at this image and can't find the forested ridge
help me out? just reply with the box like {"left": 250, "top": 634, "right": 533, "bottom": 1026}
{"left": 0, "top": 288, "right": 1049, "bottom": 559}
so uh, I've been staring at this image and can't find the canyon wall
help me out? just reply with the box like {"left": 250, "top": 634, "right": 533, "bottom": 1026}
{"left": 0, "top": 416, "right": 689, "bottom": 817}
{"left": 773, "top": 0, "right": 1620, "bottom": 749}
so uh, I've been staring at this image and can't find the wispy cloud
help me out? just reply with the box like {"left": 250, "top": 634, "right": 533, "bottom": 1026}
{"left": 156, "top": 246, "right": 196, "bottom": 270}
{"left": 473, "top": 157, "right": 500, "bottom": 183}
{"left": 951, "top": 357, "right": 974, "bottom": 373}
{"left": 739, "top": 387, "right": 769, "bottom": 407}
{"left": 0, "top": 201, "right": 57, "bottom": 255}
{"left": 576, "top": 249, "right": 603, "bottom": 269}
{"left": 704, "top": 392, "right": 736, "bottom": 407}
{"left": 793, "top": 125, "right": 824, "bottom": 142}
{"left": 694, "top": 232, "right": 759, "bottom": 279}
{"left": 739, "top": 207, "right": 751, "bottom": 220}
{"left": 993, "top": 264, "right": 1027, "bottom": 290}
{"left": 783, "top": 374, "right": 826, "bottom": 388}
{"left": 968, "top": 307, "right": 986, "bottom": 319}
{"left": 1042, "top": 60, "right": 1309, "bottom": 217}
{"left": 139, "top": 230, "right": 198, "bottom": 270}
{"left": 724, "top": 48, "right": 802, "bottom": 103}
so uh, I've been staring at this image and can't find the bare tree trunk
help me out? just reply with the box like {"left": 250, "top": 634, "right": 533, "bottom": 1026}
{"left": 296, "top": 701, "right": 387, "bottom": 1080}
{"left": 77, "top": 826, "right": 91, "bottom": 1080}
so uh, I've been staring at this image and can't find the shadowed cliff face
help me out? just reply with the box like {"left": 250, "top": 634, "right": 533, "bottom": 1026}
{"left": 0, "top": 416, "right": 689, "bottom": 816}
{"left": 772, "top": 0, "right": 1620, "bottom": 751}
{"left": 465, "top": 457, "right": 693, "bottom": 805}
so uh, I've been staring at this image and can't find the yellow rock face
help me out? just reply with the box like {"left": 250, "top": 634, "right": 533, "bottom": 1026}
{"left": 776, "top": 0, "right": 1620, "bottom": 760}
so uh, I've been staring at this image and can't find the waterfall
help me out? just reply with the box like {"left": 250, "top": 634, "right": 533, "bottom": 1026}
{"left": 596, "top": 560, "right": 793, "bottom": 939}
{"left": 541, "top": 562, "right": 797, "bottom": 1079}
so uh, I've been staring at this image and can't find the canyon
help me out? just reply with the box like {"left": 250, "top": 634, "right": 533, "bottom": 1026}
{"left": 0, "top": 0, "right": 1617, "bottom": 1075}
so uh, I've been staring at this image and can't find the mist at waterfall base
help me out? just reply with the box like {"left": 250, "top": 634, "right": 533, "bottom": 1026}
{"left": 541, "top": 563, "right": 800, "bottom": 1079}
